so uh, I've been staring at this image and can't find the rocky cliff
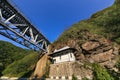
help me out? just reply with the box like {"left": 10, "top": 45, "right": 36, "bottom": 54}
{"left": 50, "top": 29, "right": 120, "bottom": 68}
{"left": 49, "top": 0, "right": 120, "bottom": 79}
{"left": 34, "top": 54, "right": 50, "bottom": 78}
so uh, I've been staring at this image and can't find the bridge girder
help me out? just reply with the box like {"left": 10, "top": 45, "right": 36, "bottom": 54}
{"left": 0, "top": 0, "right": 50, "bottom": 52}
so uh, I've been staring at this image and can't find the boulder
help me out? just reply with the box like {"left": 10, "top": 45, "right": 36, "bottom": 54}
{"left": 89, "top": 45, "right": 112, "bottom": 54}
{"left": 100, "top": 60, "right": 117, "bottom": 68}
{"left": 82, "top": 41, "right": 100, "bottom": 51}
{"left": 90, "top": 49, "right": 113, "bottom": 63}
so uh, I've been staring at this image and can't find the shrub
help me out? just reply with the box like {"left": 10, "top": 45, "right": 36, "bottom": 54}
{"left": 92, "top": 63, "right": 114, "bottom": 80}
{"left": 82, "top": 77, "right": 89, "bottom": 80}
{"left": 72, "top": 74, "right": 78, "bottom": 80}
{"left": 115, "top": 37, "right": 120, "bottom": 44}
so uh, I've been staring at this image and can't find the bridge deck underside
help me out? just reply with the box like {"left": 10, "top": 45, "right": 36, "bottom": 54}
{"left": 0, "top": 0, "right": 50, "bottom": 52}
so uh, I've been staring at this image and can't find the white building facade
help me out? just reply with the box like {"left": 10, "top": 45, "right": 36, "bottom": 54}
{"left": 49, "top": 46, "right": 76, "bottom": 64}
{"left": 49, "top": 46, "right": 77, "bottom": 80}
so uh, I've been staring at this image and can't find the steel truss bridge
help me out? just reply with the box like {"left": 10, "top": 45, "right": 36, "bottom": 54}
{"left": 0, "top": 0, "right": 50, "bottom": 52}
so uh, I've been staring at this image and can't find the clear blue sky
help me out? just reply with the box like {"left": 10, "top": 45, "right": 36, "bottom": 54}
{"left": 0, "top": 0, "right": 114, "bottom": 48}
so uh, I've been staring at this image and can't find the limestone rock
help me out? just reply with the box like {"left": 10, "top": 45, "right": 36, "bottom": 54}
{"left": 113, "top": 47, "right": 119, "bottom": 55}
{"left": 34, "top": 54, "right": 49, "bottom": 78}
{"left": 50, "top": 31, "right": 120, "bottom": 72}
{"left": 100, "top": 60, "right": 117, "bottom": 68}
{"left": 90, "top": 49, "right": 113, "bottom": 63}
{"left": 82, "top": 41, "right": 100, "bottom": 51}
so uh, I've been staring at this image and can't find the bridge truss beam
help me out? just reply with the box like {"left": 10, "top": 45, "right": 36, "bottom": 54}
{"left": 0, "top": 0, "right": 50, "bottom": 52}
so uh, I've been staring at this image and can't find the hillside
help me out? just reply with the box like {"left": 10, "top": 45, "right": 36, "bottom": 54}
{"left": 52, "top": 0, "right": 120, "bottom": 46}
{"left": 49, "top": 0, "right": 120, "bottom": 79}
{"left": 0, "top": 40, "right": 39, "bottom": 77}
{"left": 0, "top": 41, "right": 28, "bottom": 68}
{"left": 51, "top": 0, "right": 120, "bottom": 54}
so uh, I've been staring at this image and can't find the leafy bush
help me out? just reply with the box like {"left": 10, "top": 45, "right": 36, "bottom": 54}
{"left": 112, "top": 57, "right": 120, "bottom": 79}
{"left": 92, "top": 63, "right": 114, "bottom": 80}
{"left": 72, "top": 74, "right": 78, "bottom": 80}
{"left": 82, "top": 77, "right": 89, "bottom": 80}
{"left": 115, "top": 37, "right": 120, "bottom": 44}
{"left": 106, "top": 56, "right": 120, "bottom": 80}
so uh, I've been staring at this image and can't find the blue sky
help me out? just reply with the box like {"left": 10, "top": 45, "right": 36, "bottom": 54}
{"left": 0, "top": 0, "right": 114, "bottom": 48}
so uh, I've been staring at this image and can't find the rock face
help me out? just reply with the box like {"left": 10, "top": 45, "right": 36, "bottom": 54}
{"left": 48, "top": 32, "right": 119, "bottom": 80}
{"left": 82, "top": 41, "right": 100, "bottom": 51}
{"left": 87, "top": 42, "right": 118, "bottom": 68}
{"left": 48, "top": 35, "right": 120, "bottom": 79}
{"left": 80, "top": 38, "right": 119, "bottom": 68}
{"left": 90, "top": 49, "right": 113, "bottom": 63}
{"left": 34, "top": 54, "right": 49, "bottom": 78}
{"left": 50, "top": 32, "right": 120, "bottom": 68}
{"left": 48, "top": 0, "right": 120, "bottom": 79}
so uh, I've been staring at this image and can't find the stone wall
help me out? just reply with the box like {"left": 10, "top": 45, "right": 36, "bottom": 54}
{"left": 49, "top": 62, "right": 93, "bottom": 80}
{"left": 49, "top": 62, "right": 73, "bottom": 79}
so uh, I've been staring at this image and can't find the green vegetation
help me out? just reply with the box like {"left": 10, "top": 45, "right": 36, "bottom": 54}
{"left": 0, "top": 41, "right": 29, "bottom": 68}
{"left": 54, "top": 0, "right": 120, "bottom": 45}
{"left": 115, "top": 0, "right": 120, "bottom": 5}
{"left": 72, "top": 74, "right": 78, "bottom": 80}
{"left": 0, "top": 63, "right": 3, "bottom": 76}
{"left": 2, "top": 52, "right": 39, "bottom": 77}
{"left": 115, "top": 60, "right": 120, "bottom": 79}
{"left": 92, "top": 63, "right": 114, "bottom": 80}
{"left": 108, "top": 57, "right": 120, "bottom": 80}
{"left": 0, "top": 40, "right": 39, "bottom": 77}
{"left": 82, "top": 77, "right": 89, "bottom": 80}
